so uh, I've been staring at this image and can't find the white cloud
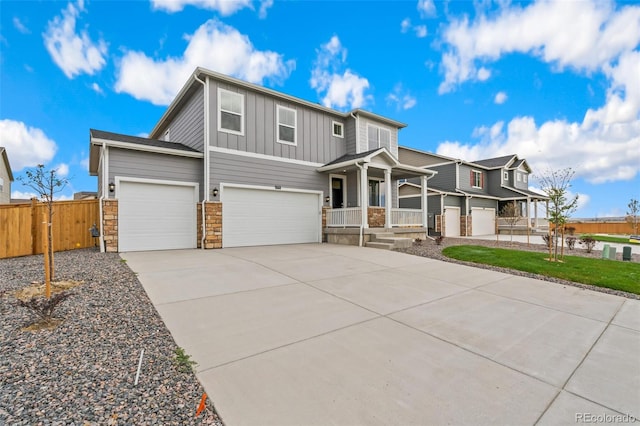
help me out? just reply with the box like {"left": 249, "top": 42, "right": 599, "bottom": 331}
{"left": 55, "top": 163, "right": 70, "bottom": 177}
{"left": 151, "top": 0, "right": 251, "bottom": 14}
{"left": 10, "top": 190, "right": 39, "bottom": 200}
{"left": 438, "top": 0, "right": 640, "bottom": 93}
{"left": 43, "top": 0, "right": 107, "bottom": 79}
{"left": 435, "top": 0, "right": 640, "bottom": 186}
{"left": 115, "top": 20, "right": 295, "bottom": 105}
{"left": 90, "top": 82, "right": 103, "bottom": 94}
{"left": 258, "top": 0, "right": 274, "bottom": 18}
{"left": 400, "top": 18, "right": 428, "bottom": 38}
{"left": 13, "top": 17, "right": 30, "bottom": 34}
{"left": 310, "top": 36, "right": 371, "bottom": 110}
{"left": 0, "top": 120, "right": 57, "bottom": 171}
{"left": 415, "top": 25, "right": 428, "bottom": 38}
{"left": 476, "top": 67, "right": 491, "bottom": 81}
{"left": 386, "top": 84, "right": 417, "bottom": 110}
{"left": 417, "top": 0, "right": 436, "bottom": 17}
{"left": 494, "top": 91, "right": 507, "bottom": 104}
{"left": 80, "top": 156, "right": 90, "bottom": 171}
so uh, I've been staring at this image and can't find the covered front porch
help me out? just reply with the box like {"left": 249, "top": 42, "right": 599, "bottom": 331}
{"left": 317, "top": 148, "right": 435, "bottom": 232}
{"left": 497, "top": 197, "right": 550, "bottom": 235}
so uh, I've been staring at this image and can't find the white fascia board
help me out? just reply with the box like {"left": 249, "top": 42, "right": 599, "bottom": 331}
{"left": 91, "top": 138, "right": 204, "bottom": 158}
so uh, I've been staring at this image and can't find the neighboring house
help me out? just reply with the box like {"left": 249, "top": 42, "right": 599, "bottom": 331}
{"left": 89, "top": 67, "right": 435, "bottom": 252}
{"left": 398, "top": 147, "right": 549, "bottom": 237}
{"left": 0, "top": 147, "right": 14, "bottom": 204}
{"left": 73, "top": 191, "right": 98, "bottom": 200}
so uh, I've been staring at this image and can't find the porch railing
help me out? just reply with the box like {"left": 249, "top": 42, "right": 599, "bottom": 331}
{"left": 326, "top": 207, "right": 363, "bottom": 227}
{"left": 497, "top": 217, "right": 549, "bottom": 229}
{"left": 391, "top": 208, "right": 423, "bottom": 227}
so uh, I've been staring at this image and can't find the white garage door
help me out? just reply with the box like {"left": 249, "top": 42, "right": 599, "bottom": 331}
{"left": 223, "top": 186, "right": 321, "bottom": 248}
{"left": 472, "top": 208, "right": 496, "bottom": 236}
{"left": 444, "top": 207, "right": 460, "bottom": 237}
{"left": 118, "top": 180, "right": 197, "bottom": 252}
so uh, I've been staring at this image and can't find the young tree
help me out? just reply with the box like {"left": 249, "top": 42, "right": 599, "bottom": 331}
{"left": 627, "top": 198, "right": 639, "bottom": 234}
{"left": 499, "top": 201, "right": 521, "bottom": 244}
{"left": 17, "top": 165, "right": 69, "bottom": 297}
{"left": 537, "top": 168, "right": 579, "bottom": 261}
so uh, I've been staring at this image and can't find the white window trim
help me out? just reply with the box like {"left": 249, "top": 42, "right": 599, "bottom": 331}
{"left": 332, "top": 121, "right": 344, "bottom": 138}
{"left": 517, "top": 173, "right": 521, "bottom": 182}
{"left": 366, "top": 124, "right": 391, "bottom": 150}
{"left": 217, "top": 88, "right": 245, "bottom": 136}
{"left": 329, "top": 174, "right": 347, "bottom": 208}
{"left": 523, "top": 174, "right": 528, "bottom": 183}
{"left": 503, "top": 171, "right": 508, "bottom": 181}
{"left": 471, "top": 170, "right": 483, "bottom": 189}
{"left": 276, "top": 105, "right": 297, "bottom": 145}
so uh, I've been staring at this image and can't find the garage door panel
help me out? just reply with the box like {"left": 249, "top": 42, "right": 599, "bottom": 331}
{"left": 472, "top": 208, "right": 495, "bottom": 236}
{"left": 223, "top": 187, "right": 321, "bottom": 248}
{"left": 119, "top": 181, "right": 197, "bottom": 252}
{"left": 444, "top": 207, "right": 460, "bottom": 237}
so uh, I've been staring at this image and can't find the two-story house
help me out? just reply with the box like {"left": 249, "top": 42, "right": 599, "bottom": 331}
{"left": 89, "top": 67, "right": 435, "bottom": 252}
{"left": 0, "top": 147, "right": 14, "bottom": 204}
{"left": 398, "top": 147, "right": 549, "bottom": 237}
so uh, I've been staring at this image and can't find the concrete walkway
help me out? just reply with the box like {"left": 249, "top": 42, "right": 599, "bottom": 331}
{"left": 122, "top": 244, "right": 640, "bottom": 425}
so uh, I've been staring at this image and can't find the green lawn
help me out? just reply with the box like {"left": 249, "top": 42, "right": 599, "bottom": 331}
{"left": 442, "top": 245, "right": 640, "bottom": 295}
{"left": 579, "top": 234, "right": 640, "bottom": 245}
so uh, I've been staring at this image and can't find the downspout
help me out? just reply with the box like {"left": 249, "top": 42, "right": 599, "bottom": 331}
{"left": 354, "top": 161, "right": 365, "bottom": 247}
{"left": 97, "top": 143, "right": 107, "bottom": 252}
{"left": 194, "top": 74, "right": 209, "bottom": 249}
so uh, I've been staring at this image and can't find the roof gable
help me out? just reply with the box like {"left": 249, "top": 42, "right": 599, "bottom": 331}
{"left": 0, "top": 147, "right": 14, "bottom": 181}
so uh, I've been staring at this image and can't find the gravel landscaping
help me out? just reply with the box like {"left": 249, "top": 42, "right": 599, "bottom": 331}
{"left": 0, "top": 248, "right": 223, "bottom": 425}
{"left": 398, "top": 237, "right": 640, "bottom": 300}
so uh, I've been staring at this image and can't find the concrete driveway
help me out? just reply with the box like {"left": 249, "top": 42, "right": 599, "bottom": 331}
{"left": 122, "top": 244, "right": 640, "bottom": 425}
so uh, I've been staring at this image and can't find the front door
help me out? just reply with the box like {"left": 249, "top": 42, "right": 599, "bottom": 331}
{"left": 331, "top": 177, "right": 344, "bottom": 208}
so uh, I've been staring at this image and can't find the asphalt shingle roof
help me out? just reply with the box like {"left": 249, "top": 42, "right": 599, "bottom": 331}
{"left": 472, "top": 154, "right": 516, "bottom": 168}
{"left": 90, "top": 129, "right": 200, "bottom": 153}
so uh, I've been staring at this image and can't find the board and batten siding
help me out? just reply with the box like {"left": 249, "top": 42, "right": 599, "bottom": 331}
{"left": 357, "top": 116, "right": 398, "bottom": 157}
{"left": 165, "top": 86, "right": 205, "bottom": 151}
{"left": 108, "top": 148, "right": 204, "bottom": 199}
{"left": 208, "top": 81, "right": 346, "bottom": 164}
{"left": 210, "top": 151, "right": 328, "bottom": 196}
{"left": 345, "top": 117, "right": 357, "bottom": 155}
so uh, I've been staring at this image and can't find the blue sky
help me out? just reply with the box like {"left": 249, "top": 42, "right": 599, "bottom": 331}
{"left": 1, "top": 0, "right": 639, "bottom": 218}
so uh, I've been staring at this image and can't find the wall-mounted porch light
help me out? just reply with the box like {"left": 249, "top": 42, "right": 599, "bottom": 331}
{"left": 212, "top": 187, "right": 219, "bottom": 197}
{"left": 108, "top": 182, "right": 115, "bottom": 193}
{"left": 325, "top": 195, "right": 330, "bottom": 204}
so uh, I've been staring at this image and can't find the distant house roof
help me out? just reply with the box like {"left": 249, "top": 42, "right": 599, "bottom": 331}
{"left": 0, "top": 147, "right": 14, "bottom": 181}
{"left": 89, "top": 129, "right": 203, "bottom": 176}
{"left": 472, "top": 155, "right": 517, "bottom": 168}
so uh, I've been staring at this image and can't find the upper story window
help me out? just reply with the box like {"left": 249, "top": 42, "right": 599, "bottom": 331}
{"left": 517, "top": 173, "right": 521, "bottom": 182}
{"left": 332, "top": 121, "right": 344, "bottom": 138}
{"left": 277, "top": 105, "right": 297, "bottom": 145}
{"left": 503, "top": 171, "right": 508, "bottom": 181}
{"left": 0, "top": 177, "right": 3, "bottom": 192}
{"left": 523, "top": 174, "right": 528, "bottom": 183}
{"left": 471, "top": 170, "right": 483, "bottom": 188}
{"left": 367, "top": 124, "right": 390, "bottom": 151}
{"left": 218, "top": 89, "right": 244, "bottom": 135}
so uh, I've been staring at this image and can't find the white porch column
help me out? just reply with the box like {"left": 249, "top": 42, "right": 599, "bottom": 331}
{"left": 526, "top": 198, "right": 531, "bottom": 229}
{"left": 534, "top": 199, "right": 538, "bottom": 227}
{"left": 384, "top": 169, "right": 392, "bottom": 228}
{"left": 360, "top": 164, "right": 369, "bottom": 228}
{"left": 421, "top": 175, "right": 428, "bottom": 228}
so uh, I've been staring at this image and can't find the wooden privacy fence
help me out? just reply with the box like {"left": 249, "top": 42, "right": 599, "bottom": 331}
{"left": 559, "top": 221, "right": 636, "bottom": 235}
{"left": 0, "top": 199, "right": 99, "bottom": 259}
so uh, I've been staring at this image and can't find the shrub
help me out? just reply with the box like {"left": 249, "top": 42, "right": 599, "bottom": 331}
{"left": 542, "top": 234, "right": 553, "bottom": 249}
{"left": 566, "top": 236, "right": 577, "bottom": 250}
{"left": 580, "top": 235, "right": 597, "bottom": 253}
{"left": 413, "top": 238, "right": 423, "bottom": 246}
{"left": 174, "top": 347, "right": 198, "bottom": 373}
{"left": 434, "top": 236, "right": 444, "bottom": 246}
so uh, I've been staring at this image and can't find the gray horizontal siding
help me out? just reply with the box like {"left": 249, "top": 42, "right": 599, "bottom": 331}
{"left": 208, "top": 81, "right": 346, "bottom": 164}
{"left": 470, "top": 198, "right": 497, "bottom": 209}
{"left": 459, "top": 164, "right": 488, "bottom": 193}
{"left": 398, "top": 149, "right": 450, "bottom": 167}
{"left": 514, "top": 171, "right": 529, "bottom": 190}
{"left": 108, "top": 148, "right": 204, "bottom": 199}
{"left": 210, "top": 151, "right": 328, "bottom": 197}
{"left": 167, "top": 86, "right": 204, "bottom": 151}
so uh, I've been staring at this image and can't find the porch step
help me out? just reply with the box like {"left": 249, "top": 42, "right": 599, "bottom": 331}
{"left": 367, "top": 233, "right": 414, "bottom": 250}
{"left": 364, "top": 242, "right": 394, "bottom": 250}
